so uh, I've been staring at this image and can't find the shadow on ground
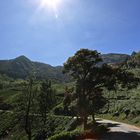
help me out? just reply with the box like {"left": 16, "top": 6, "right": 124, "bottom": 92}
{"left": 103, "top": 131, "right": 140, "bottom": 140}
{"left": 103, "top": 122, "right": 120, "bottom": 128}
{"left": 97, "top": 122, "right": 140, "bottom": 140}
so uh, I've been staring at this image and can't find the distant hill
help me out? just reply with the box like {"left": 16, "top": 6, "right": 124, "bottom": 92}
{"left": 0, "top": 55, "right": 68, "bottom": 82}
{"left": 0, "top": 53, "right": 130, "bottom": 80}
{"left": 101, "top": 53, "right": 130, "bottom": 64}
{"left": 125, "top": 51, "right": 140, "bottom": 68}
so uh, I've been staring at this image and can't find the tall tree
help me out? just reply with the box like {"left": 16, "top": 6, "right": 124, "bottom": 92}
{"left": 63, "top": 49, "right": 139, "bottom": 129}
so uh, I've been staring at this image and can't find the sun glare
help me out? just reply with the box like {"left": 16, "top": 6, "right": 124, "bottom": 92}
{"left": 36, "top": 0, "right": 62, "bottom": 18}
{"left": 40, "top": 0, "right": 61, "bottom": 11}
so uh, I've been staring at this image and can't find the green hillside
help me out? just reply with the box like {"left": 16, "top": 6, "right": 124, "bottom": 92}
{"left": 98, "top": 52, "right": 140, "bottom": 126}
{"left": 0, "top": 56, "right": 69, "bottom": 82}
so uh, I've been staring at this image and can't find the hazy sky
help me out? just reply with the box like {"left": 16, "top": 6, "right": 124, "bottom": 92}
{"left": 0, "top": 0, "right": 140, "bottom": 65}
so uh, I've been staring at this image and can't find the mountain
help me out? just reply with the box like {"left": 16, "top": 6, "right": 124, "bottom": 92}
{"left": 0, "top": 53, "right": 130, "bottom": 80}
{"left": 125, "top": 51, "right": 140, "bottom": 68}
{"left": 101, "top": 53, "right": 130, "bottom": 64}
{"left": 0, "top": 55, "right": 68, "bottom": 82}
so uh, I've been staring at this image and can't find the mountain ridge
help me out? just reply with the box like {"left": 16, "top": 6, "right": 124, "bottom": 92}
{"left": 0, "top": 53, "right": 130, "bottom": 80}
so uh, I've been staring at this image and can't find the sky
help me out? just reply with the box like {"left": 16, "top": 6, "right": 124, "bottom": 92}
{"left": 0, "top": 0, "right": 140, "bottom": 66}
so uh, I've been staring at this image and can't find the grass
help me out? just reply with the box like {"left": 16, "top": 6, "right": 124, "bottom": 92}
{"left": 0, "top": 89, "right": 20, "bottom": 104}
{"left": 52, "top": 82, "right": 75, "bottom": 94}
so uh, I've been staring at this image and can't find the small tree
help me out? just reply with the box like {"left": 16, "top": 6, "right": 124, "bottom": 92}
{"left": 38, "top": 80, "right": 56, "bottom": 126}
{"left": 14, "top": 77, "right": 37, "bottom": 140}
{"left": 24, "top": 77, "right": 37, "bottom": 140}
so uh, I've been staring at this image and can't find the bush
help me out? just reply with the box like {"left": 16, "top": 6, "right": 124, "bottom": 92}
{"left": 132, "top": 116, "right": 140, "bottom": 124}
{"left": 48, "top": 124, "right": 109, "bottom": 140}
{"left": 0, "top": 112, "right": 15, "bottom": 138}
{"left": 48, "top": 130, "right": 81, "bottom": 140}
{"left": 130, "top": 110, "right": 140, "bottom": 118}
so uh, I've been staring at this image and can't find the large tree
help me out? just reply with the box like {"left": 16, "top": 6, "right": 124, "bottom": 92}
{"left": 63, "top": 49, "right": 139, "bottom": 129}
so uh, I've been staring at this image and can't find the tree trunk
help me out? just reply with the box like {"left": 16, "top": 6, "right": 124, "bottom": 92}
{"left": 28, "top": 131, "right": 31, "bottom": 140}
{"left": 83, "top": 116, "right": 87, "bottom": 130}
{"left": 92, "top": 113, "right": 96, "bottom": 125}
{"left": 25, "top": 79, "right": 33, "bottom": 140}
{"left": 43, "top": 112, "right": 47, "bottom": 126}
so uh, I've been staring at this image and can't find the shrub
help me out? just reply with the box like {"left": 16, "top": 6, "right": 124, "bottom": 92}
{"left": 48, "top": 124, "right": 109, "bottom": 140}
{"left": 130, "top": 110, "right": 140, "bottom": 118}
{"left": 0, "top": 112, "right": 15, "bottom": 138}
{"left": 132, "top": 116, "right": 140, "bottom": 124}
{"left": 48, "top": 130, "right": 82, "bottom": 140}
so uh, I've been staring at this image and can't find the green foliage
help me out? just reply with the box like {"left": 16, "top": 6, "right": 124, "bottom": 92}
{"left": 97, "top": 84, "right": 140, "bottom": 126}
{"left": 63, "top": 49, "right": 105, "bottom": 112}
{"left": 48, "top": 129, "right": 82, "bottom": 140}
{"left": 63, "top": 49, "right": 102, "bottom": 79}
{"left": 0, "top": 90, "right": 19, "bottom": 102}
{"left": 38, "top": 80, "right": 56, "bottom": 125}
{"left": 33, "top": 115, "right": 72, "bottom": 139}
{"left": 52, "top": 82, "right": 75, "bottom": 94}
{"left": 53, "top": 103, "right": 64, "bottom": 115}
{"left": 48, "top": 124, "right": 109, "bottom": 140}
{"left": 47, "top": 115, "right": 71, "bottom": 135}
{"left": 126, "top": 51, "right": 140, "bottom": 68}
{"left": 0, "top": 112, "right": 16, "bottom": 138}
{"left": 13, "top": 78, "right": 39, "bottom": 140}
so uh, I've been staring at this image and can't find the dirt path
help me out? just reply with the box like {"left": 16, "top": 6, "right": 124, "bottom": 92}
{"left": 96, "top": 118, "right": 140, "bottom": 140}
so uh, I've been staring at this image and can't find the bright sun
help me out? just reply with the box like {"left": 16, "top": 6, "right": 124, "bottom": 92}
{"left": 40, "top": 0, "right": 61, "bottom": 11}
{"left": 37, "top": 0, "right": 62, "bottom": 18}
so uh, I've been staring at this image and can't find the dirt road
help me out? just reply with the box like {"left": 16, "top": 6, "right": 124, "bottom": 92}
{"left": 96, "top": 118, "right": 140, "bottom": 140}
